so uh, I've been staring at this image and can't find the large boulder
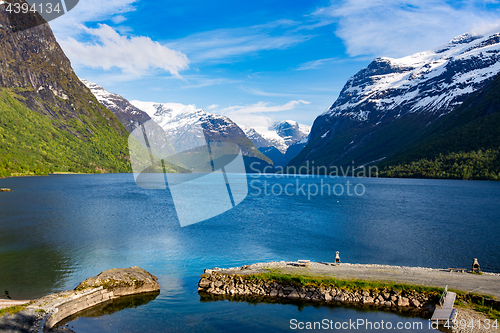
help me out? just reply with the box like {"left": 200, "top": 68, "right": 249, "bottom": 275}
{"left": 75, "top": 266, "right": 160, "bottom": 297}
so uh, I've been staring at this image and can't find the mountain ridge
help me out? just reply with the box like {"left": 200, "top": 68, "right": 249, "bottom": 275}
{"left": 129, "top": 100, "right": 272, "bottom": 166}
{"left": 242, "top": 120, "right": 310, "bottom": 154}
{"left": 289, "top": 31, "right": 500, "bottom": 171}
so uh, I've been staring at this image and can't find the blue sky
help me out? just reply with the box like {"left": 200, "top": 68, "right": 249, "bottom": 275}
{"left": 50, "top": 0, "right": 500, "bottom": 129}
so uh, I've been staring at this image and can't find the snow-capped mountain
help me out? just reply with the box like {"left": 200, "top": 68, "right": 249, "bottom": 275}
{"left": 130, "top": 101, "right": 272, "bottom": 167}
{"left": 130, "top": 101, "right": 220, "bottom": 152}
{"left": 322, "top": 33, "right": 500, "bottom": 124}
{"left": 242, "top": 120, "right": 311, "bottom": 153}
{"left": 290, "top": 31, "right": 500, "bottom": 169}
{"left": 82, "top": 80, "right": 272, "bottom": 170}
{"left": 81, "top": 79, "right": 151, "bottom": 133}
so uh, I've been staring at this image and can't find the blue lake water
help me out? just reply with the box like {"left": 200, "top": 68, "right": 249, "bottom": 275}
{"left": 1, "top": 174, "right": 499, "bottom": 332}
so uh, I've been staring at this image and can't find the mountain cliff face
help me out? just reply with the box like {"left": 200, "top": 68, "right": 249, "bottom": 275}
{"left": 290, "top": 32, "right": 500, "bottom": 170}
{"left": 0, "top": 0, "right": 131, "bottom": 176}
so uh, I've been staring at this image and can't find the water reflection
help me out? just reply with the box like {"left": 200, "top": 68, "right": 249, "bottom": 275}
{"left": 0, "top": 247, "right": 72, "bottom": 300}
{"left": 57, "top": 292, "right": 160, "bottom": 326}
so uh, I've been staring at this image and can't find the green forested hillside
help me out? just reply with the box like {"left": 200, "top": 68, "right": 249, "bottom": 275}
{"left": 380, "top": 150, "right": 500, "bottom": 180}
{"left": 0, "top": 88, "right": 132, "bottom": 177}
{"left": 378, "top": 73, "right": 500, "bottom": 180}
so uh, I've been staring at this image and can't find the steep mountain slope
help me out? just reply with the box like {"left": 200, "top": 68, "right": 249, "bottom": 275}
{"left": 290, "top": 32, "right": 500, "bottom": 170}
{"left": 0, "top": 0, "right": 133, "bottom": 177}
{"left": 257, "top": 146, "right": 285, "bottom": 167}
{"left": 282, "top": 136, "right": 309, "bottom": 167}
{"left": 81, "top": 79, "right": 151, "bottom": 133}
{"left": 130, "top": 101, "right": 273, "bottom": 171}
{"left": 378, "top": 72, "right": 500, "bottom": 180}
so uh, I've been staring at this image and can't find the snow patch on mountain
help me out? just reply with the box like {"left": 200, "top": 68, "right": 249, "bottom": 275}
{"left": 81, "top": 79, "right": 152, "bottom": 133}
{"left": 82, "top": 79, "right": 144, "bottom": 116}
{"left": 242, "top": 120, "right": 310, "bottom": 153}
{"left": 130, "top": 100, "right": 244, "bottom": 152}
{"left": 324, "top": 32, "right": 500, "bottom": 121}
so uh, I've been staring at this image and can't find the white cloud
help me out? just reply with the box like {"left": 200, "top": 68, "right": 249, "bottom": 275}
{"left": 59, "top": 24, "right": 190, "bottom": 76}
{"left": 50, "top": 0, "right": 189, "bottom": 77}
{"left": 214, "top": 100, "right": 310, "bottom": 130}
{"left": 166, "top": 20, "right": 314, "bottom": 63}
{"left": 314, "top": 0, "right": 500, "bottom": 57}
{"left": 239, "top": 86, "right": 296, "bottom": 98}
{"left": 51, "top": 0, "right": 138, "bottom": 39}
{"left": 111, "top": 15, "right": 127, "bottom": 24}
{"left": 296, "top": 56, "right": 372, "bottom": 70}
{"left": 207, "top": 104, "right": 218, "bottom": 109}
{"left": 297, "top": 58, "right": 338, "bottom": 71}
{"left": 220, "top": 100, "right": 310, "bottom": 114}
{"left": 230, "top": 113, "right": 276, "bottom": 132}
{"left": 178, "top": 76, "right": 237, "bottom": 89}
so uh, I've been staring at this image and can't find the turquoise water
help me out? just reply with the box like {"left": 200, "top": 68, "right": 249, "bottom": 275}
{"left": 1, "top": 174, "right": 499, "bottom": 332}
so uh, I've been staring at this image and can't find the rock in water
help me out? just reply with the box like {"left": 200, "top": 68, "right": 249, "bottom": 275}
{"left": 0, "top": 188, "right": 12, "bottom": 192}
{"left": 75, "top": 266, "right": 161, "bottom": 297}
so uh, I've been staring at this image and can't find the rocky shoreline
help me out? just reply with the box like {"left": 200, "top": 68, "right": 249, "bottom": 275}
{"left": 198, "top": 269, "right": 437, "bottom": 314}
{"left": 198, "top": 261, "right": 500, "bottom": 318}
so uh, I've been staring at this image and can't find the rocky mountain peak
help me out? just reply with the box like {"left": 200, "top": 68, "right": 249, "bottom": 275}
{"left": 322, "top": 31, "right": 500, "bottom": 126}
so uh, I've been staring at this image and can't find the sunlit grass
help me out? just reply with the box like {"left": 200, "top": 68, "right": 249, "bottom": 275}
{"left": 0, "top": 305, "right": 26, "bottom": 317}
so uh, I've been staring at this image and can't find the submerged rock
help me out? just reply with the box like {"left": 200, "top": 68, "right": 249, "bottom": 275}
{"left": 76, "top": 266, "right": 161, "bottom": 297}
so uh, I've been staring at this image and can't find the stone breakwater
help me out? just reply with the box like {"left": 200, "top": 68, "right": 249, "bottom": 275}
{"left": 0, "top": 266, "right": 160, "bottom": 333}
{"left": 198, "top": 270, "right": 437, "bottom": 312}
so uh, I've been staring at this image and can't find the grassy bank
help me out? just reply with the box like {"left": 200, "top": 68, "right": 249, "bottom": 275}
{"left": 247, "top": 272, "right": 443, "bottom": 294}
{"left": 0, "top": 305, "right": 26, "bottom": 317}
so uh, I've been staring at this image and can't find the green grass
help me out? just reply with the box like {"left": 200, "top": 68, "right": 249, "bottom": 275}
{"left": 246, "top": 272, "right": 443, "bottom": 294}
{"left": 455, "top": 299, "right": 500, "bottom": 321}
{"left": 0, "top": 305, "right": 26, "bottom": 317}
{"left": 240, "top": 271, "right": 500, "bottom": 321}
{"left": 470, "top": 304, "right": 500, "bottom": 321}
